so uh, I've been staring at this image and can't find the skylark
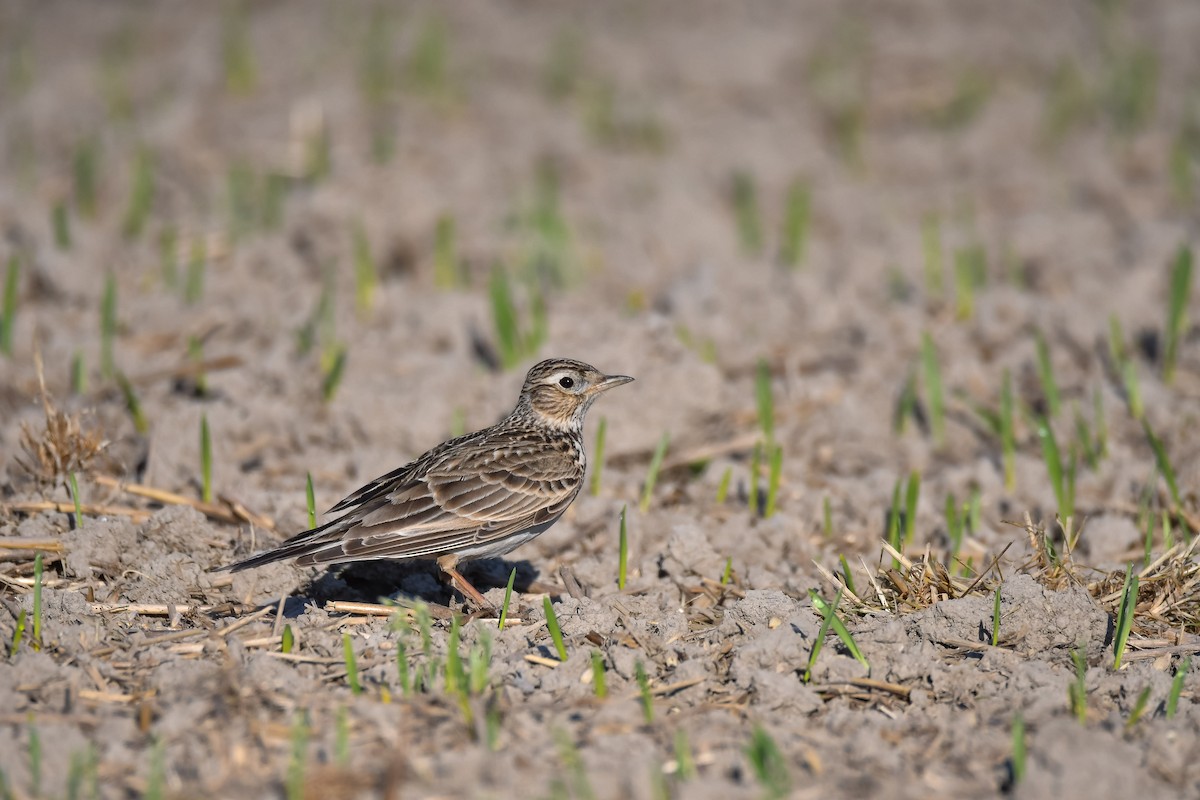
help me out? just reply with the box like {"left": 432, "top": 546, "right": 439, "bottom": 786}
{"left": 221, "top": 358, "right": 632, "bottom": 607}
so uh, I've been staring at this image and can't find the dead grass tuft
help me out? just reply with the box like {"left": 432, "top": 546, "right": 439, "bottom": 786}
{"left": 15, "top": 351, "right": 108, "bottom": 485}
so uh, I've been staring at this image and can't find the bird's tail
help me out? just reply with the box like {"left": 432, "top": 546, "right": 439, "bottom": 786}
{"left": 214, "top": 517, "right": 343, "bottom": 573}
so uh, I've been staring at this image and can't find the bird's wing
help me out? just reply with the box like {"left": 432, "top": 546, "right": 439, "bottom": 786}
{"left": 236, "top": 433, "right": 581, "bottom": 568}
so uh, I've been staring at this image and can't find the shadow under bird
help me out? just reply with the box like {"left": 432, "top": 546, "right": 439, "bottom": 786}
{"left": 220, "top": 358, "right": 632, "bottom": 607}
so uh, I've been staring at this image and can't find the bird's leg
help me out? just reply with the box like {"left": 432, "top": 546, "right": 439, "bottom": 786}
{"left": 436, "top": 554, "right": 494, "bottom": 612}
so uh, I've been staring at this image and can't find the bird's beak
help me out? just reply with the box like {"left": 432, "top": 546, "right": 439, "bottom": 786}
{"left": 592, "top": 374, "right": 634, "bottom": 393}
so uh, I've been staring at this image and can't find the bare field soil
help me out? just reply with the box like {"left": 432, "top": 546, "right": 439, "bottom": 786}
{"left": 2, "top": 1, "right": 1200, "bottom": 797}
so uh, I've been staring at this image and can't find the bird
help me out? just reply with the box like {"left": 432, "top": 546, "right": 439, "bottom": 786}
{"left": 220, "top": 358, "right": 632, "bottom": 608}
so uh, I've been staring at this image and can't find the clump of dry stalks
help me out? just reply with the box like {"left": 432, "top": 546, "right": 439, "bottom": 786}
{"left": 15, "top": 351, "right": 108, "bottom": 486}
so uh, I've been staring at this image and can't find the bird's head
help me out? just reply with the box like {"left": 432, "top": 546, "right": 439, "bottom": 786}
{"left": 516, "top": 358, "right": 633, "bottom": 431}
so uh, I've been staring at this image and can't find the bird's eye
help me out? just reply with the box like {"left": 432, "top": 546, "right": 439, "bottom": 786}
{"left": 558, "top": 376, "right": 575, "bottom": 389}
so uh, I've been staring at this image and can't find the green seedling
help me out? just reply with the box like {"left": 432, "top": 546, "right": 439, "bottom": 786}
{"left": 991, "top": 586, "right": 1002, "bottom": 647}
{"left": 887, "top": 479, "right": 903, "bottom": 566}
{"left": 1068, "top": 643, "right": 1088, "bottom": 723}
{"left": 66, "top": 749, "right": 85, "bottom": 800}
{"left": 589, "top": 417, "right": 607, "bottom": 496}
{"left": 222, "top": 0, "right": 257, "bottom": 94}
{"left": 779, "top": 179, "right": 810, "bottom": 268}
{"left": 1042, "top": 59, "right": 1090, "bottom": 147}
{"left": 764, "top": 445, "right": 783, "bottom": 518}
{"left": 488, "top": 267, "right": 545, "bottom": 369}
{"left": 639, "top": 433, "right": 669, "bottom": 512}
{"left": 590, "top": 650, "right": 607, "bottom": 698}
{"left": 952, "top": 244, "right": 986, "bottom": 320}
{"left": 9, "top": 611, "right": 25, "bottom": 656}
{"left": 433, "top": 215, "right": 459, "bottom": 289}
{"left": 305, "top": 472, "right": 316, "bottom": 529}
{"left": 731, "top": 172, "right": 762, "bottom": 255}
{"left": 449, "top": 408, "right": 466, "bottom": 438}
{"left": 360, "top": 6, "right": 396, "bottom": 162}
{"left": 945, "top": 493, "right": 963, "bottom": 560}
{"left": 543, "top": 597, "right": 568, "bottom": 661}
{"left": 68, "top": 472, "right": 83, "bottom": 529}
{"left": 497, "top": 568, "right": 516, "bottom": 630}
{"left": 921, "top": 333, "right": 945, "bottom": 445}
{"left": 353, "top": 223, "right": 377, "bottom": 316}
{"left": 838, "top": 554, "right": 856, "bottom": 597}
{"left": 1011, "top": 714, "right": 1026, "bottom": 784}
{"left": 343, "top": 633, "right": 361, "bottom": 694}
{"left": 395, "top": 639, "right": 410, "bottom": 696}
{"left": 200, "top": 414, "right": 213, "bottom": 504}
{"left": 1107, "top": 315, "right": 1144, "bottom": 419}
{"left": 121, "top": 148, "right": 154, "bottom": 239}
{"left": 745, "top": 726, "right": 790, "bottom": 800}
{"left": 1037, "top": 418, "right": 1075, "bottom": 538}
{"left": 281, "top": 624, "right": 294, "bottom": 654}
{"left": 721, "top": 557, "right": 733, "bottom": 586}
{"left": 28, "top": 720, "right": 40, "bottom": 798}
{"left": 635, "top": 660, "right": 654, "bottom": 723}
{"left": 408, "top": 16, "right": 449, "bottom": 99}
{"left": 809, "top": 588, "right": 869, "bottom": 673}
{"left": 334, "top": 707, "right": 350, "bottom": 767}
{"left": 1166, "top": 657, "right": 1190, "bottom": 718}
{"left": 32, "top": 552, "right": 42, "bottom": 651}
{"left": 0, "top": 256, "right": 17, "bottom": 356}
{"left": 100, "top": 273, "right": 116, "bottom": 379}
{"left": 674, "top": 729, "right": 696, "bottom": 781}
{"left": 444, "top": 616, "right": 464, "bottom": 696}
{"left": 1092, "top": 387, "right": 1108, "bottom": 460}
{"left": 1126, "top": 685, "right": 1152, "bottom": 729}
{"left": 52, "top": 202, "right": 71, "bottom": 250}
{"left": 553, "top": 731, "right": 595, "bottom": 800}
{"left": 903, "top": 470, "right": 920, "bottom": 546}
{"left": 1164, "top": 245, "right": 1193, "bottom": 385}
{"left": 755, "top": 359, "right": 774, "bottom": 444}
{"left": 922, "top": 214, "right": 943, "bottom": 298}
{"left": 894, "top": 369, "right": 919, "bottom": 435}
{"left": 227, "top": 162, "right": 257, "bottom": 239}
{"left": 1112, "top": 564, "right": 1138, "bottom": 670}
{"left": 521, "top": 160, "right": 576, "bottom": 286}
{"left": 145, "top": 738, "right": 165, "bottom": 800}
{"left": 117, "top": 373, "right": 148, "bottom": 434}
{"left": 807, "top": 19, "right": 868, "bottom": 168}
{"left": 617, "top": 505, "right": 628, "bottom": 590}
{"left": 71, "top": 351, "right": 86, "bottom": 395}
{"left": 159, "top": 226, "right": 178, "bottom": 288}
{"left": 1034, "top": 331, "right": 1060, "bottom": 417}
{"left": 321, "top": 345, "right": 347, "bottom": 403}
{"left": 187, "top": 336, "right": 208, "bottom": 396}
{"left": 73, "top": 137, "right": 99, "bottom": 219}
{"left": 1143, "top": 419, "right": 1182, "bottom": 509}
{"left": 285, "top": 711, "right": 309, "bottom": 800}
{"left": 715, "top": 466, "right": 732, "bottom": 504}
{"left": 185, "top": 237, "right": 206, "bottom": 304}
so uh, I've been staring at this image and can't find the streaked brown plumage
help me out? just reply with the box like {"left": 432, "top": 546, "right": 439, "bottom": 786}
{"left": 221, "top": 358, "right": 632, "bottom": 607}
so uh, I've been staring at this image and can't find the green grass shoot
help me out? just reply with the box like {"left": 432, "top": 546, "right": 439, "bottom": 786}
{"left": 52, "top": 202, "right": 70, "bottom": 250}
{"left": 1142, "top": 419, "right": 1182, "bottom": 509}
{"left": 1126, "top": 685, "right": 1152, "bottom": 729}
{"left": 823, "top": 495, "right": 833, "bottom": 538}
{"left": 838, "top": 554, "right": 856, "bottom": 597}
{"left": 145, "top": 738, "right": 165, "bottom": 800}
{"left": 893, "top": 368, "right": 919, "bottom": 435}
{"left": 1011, "top": 714, "right": 1026, "bottom": 784}
{"left": 353, "top": 223, "right": 377, "bottom": 316}
{"left": 809, "top": 588, "right": 868, "bottom": 673}
{"left": 68, "top": 472, "right": 83, "bottom": 529}
{"left": 200, "top": 414, "right": 213, "bottom": 504}
{"left": 334, "top": 707, "right": 350, "bottom": 767}
{"left": 70, "top": 351, "right": 86, "bottom": 395}
{"left": 755, "top": 358, "right": 774, "bottom": 445}
{"left": 635, "top": 660, "right": 654, "bottom": 723}
{"left": 945, "top": 493, "right": 963, "bottom": 559}
{"left": 1164, "top": 245, "right": 1193, "bottom": 384}
{"left": 1, "top": 256, "right": 19, "bottom": 357}
{"left": 903, "top": 470, "right": 920, "bottom": 546}
{"left": 1068, "top": 643, "right": 1088, "bottom": 723}
{"left": 497, "top": 568, "right": 517, "bottom": 630}
{"left": 444, "top": 616, "right": 464, "bottom": 696}
{"left": 617, "top": 505, "right": 628, "bottom": 590}
{"left": 1166, "top": 657, "right": 1190, "bottom": 718}
{"left": 748, "top": 442, "right": 761, "bottom": 516}
{"left": 285, "top": 711, "right": 308, "bottom": 800}
{"left": 395, "top": 639, "right": 410, "bottom": 696}
{"left": 887, "top": 479, "right": 902, "bottom": 566}
{"left": 715, "top": 466, "right": 732, "bottom": 504}
{"left": 1112, "top": 563, "right": 1138, "bottom": 670}
{"left": 305, "top": 472, "right": 316, "bottom": 529}
{"left": 9, "top": 610, "right": 25, "bottom": 656}
{"left": 952, "top": 245, "right": 986, "bottom": 320}
{"left": 1034, "top": 331, "right": 1060, "bottom": 418}
{"left": 991, "top": 586, "right": 1002, "bottom": 647}
{"left": 1000, "top": 369, "right": 1016, "bottom": 490}
{"left": 488, "top": 267, "right": 545, "bottom": 369}
{"left": 543, "top": 597, "right": 568, "bottom": 661}
{"left": 121, "top": 148, "right": 154, "bottom": 239}
{"left": 346, "top": 632, "right": 366, "bottom": 693}
{"left": 73, "top": 137, "right": 99, "bottom": 219}
{"left": 731, "top": 171, "right": 762, "bottom": 256}
{"left": 100, "top": 273, "right": 116, "bottom": 379}
{"left": 408, "top": 16, "right": 449, "bottom": 98}
{"left": 764, "top": 445, "right": 783, "bottom": 518}
{"left": 222, "top": 0, "right": 257, "bottom": 94}
{"left": 185, "top": 237, "right": 206, "bottom": 305}
{"left": 922, "top": 214, "right": 943, "bottom": 298}
{"left": 673, "top": 729, "right": 696, "bottom": 781}
{"left": 720, "top": 557, "right": 733, "bottom": 585}
{"left": 1107, "top": 315, "right": 1144, "bottom": 419}
{"left": 779, "top": 178, "right": 810, "bottom": 268}
{"left": 590, "top": 650, "right": 607, "bottom": 699}
{"left": 639, "top": 432, "right": 669, "bottom": 512}
{"left": 281, "top": 624, "right": 294, "bottom": 654}
{"left": 321, "top": 345, "right": 347, "bottom": 403}
{"left": 434, "top": 215, "right": 459, "bottom": 288}
{"left": 117, "top": 373, "right": 148, "bottom": 434}
{"left": 1037, "top": 418, "right": 1075, "bottom": 536}
{"left": 589, "top": 417, "right": 607, "bottom": 496}
{"left": 920, "top": 333, "right": 945, "bottom": 445}
{"left": 745, "top": 726, "right": 790, "bottom": 800}
{"left": 28, "top": 720, "right": 41, "bottom": 798}
{"left": 32, "top": 552, "right": 42, "bottom": 651}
